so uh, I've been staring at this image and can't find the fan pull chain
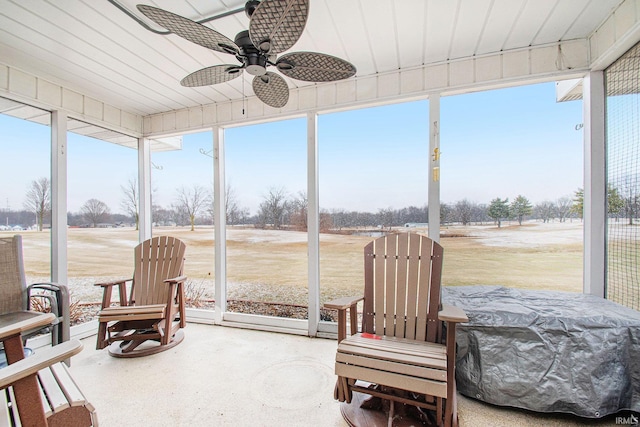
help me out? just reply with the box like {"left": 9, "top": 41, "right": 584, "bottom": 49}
{"left": 242, "top": 76, "right": 246, "bottom": 116}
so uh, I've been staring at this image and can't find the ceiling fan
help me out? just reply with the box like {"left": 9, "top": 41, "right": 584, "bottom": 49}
{"left": 137, "top": 0, "right": 357, "bottom": 108}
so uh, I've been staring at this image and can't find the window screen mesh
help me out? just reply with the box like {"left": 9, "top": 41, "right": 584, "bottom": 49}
{"left": 605, "top": 42, "right": 640, "bottom": 310}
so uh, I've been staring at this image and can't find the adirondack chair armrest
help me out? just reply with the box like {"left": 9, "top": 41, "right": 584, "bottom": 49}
{"left": 324, "top": 295, "right": 364, "bottom": 310}
{"left": 94, "top": 278, "right": 131, "bottom": 287}
{"left": 438, "top": 304, "right": 468, "bottom": 324}
{"left": 95, "top": 278, "right": 131, "bottom": 308}
{"left": 164, "top": 275, "right": 187, "bottom": 284}
{"left": 0, "top": 340, "right": 82, "bottom": 390}
{"left": 324, "top": 296, "right": 364, "bottom": 342}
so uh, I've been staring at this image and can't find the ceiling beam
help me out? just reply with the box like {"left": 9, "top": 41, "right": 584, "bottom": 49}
{"left": 143, "top": 39, "right": 589, "bottom": 138}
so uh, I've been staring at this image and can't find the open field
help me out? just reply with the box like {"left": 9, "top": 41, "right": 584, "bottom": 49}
{"left": 2, "top": 221, "right": 584, "bottom": 309}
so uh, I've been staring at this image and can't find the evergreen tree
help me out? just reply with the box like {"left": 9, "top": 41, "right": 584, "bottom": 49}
{"left": 571, "top": 188, "right": 584, "bottom": 219}
{"left": 510, "top": 195, "right": 532, "bottom": 225}
{"left": 488, "top": 197, "right": 510, "bottom": 228}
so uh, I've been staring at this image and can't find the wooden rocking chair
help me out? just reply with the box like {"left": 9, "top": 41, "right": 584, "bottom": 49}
{"left": 95, "top": 236, "right": 187, "bottom": 358}
{"left": 325, "top": 232, "right": 467, "bottom": 427}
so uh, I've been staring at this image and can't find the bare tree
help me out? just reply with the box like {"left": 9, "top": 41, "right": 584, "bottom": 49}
{"left": 555, "top": 196, "right": 573, "bottom": 223}
{"left": 454, "top": 199, "right": 473, "bottom": 226}
{"left": 534, "top": 201, "right": 555, "bottom": 223}
{"left": 175, "top": 185, "right": 209, "bottom": 231}
{"left": 81, "top": 198, "right": 110, "bottom": 227}
{"left": 258, "top": 187, "right": 288, "bottom": 229}
{"left": 207, "top": 182, "right": 245, "bottom": 225}
{"left": 120, "top": 177, "right": 139, "bottom": 230}
{"left": 225, "top": 183, "right": 242, "bottom": 225}
{"left": 289, "top": 191, "right": 308, "bottom": 230}
{"left": 377, "top": 207, "right": 394, "bottom": 230}
{"left": 23, "top": 177, "right": 50, "bottom": 231}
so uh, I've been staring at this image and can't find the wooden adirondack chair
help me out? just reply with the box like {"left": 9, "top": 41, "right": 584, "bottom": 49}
{"left": 95, "top": 236, "right": 187, "bottom": 358}
{"left": 325, "top": 232, "right": 467, "bottom": 427}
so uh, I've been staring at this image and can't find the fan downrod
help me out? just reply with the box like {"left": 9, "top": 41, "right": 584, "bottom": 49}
{"left": 244, "top": 0, "right": 260, "bottom": 18}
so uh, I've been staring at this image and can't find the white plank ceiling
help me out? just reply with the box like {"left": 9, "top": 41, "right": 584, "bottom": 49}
{"left": 0, "top": 0, "right": 625, "bottom": 118}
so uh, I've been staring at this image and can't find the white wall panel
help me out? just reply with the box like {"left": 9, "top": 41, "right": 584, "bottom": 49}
{"left": 175, "top": 109, "right": 189, "bottom": 130}
{"left": 162, "top": 112, "right": 176, "bottom": 132}
{"left": 476, "top": 56, "right": 502, "bottom": 82}
{"left": 449, "top": 59, "right": 475, "bottom": 87}
{"left": 615, "top": 0, "right": 637, "bottom": 38}
{"left": 356, "top": 76, "right": 377, "bottom": 101}
{"left": 203, "top": 105, "right": 217, "bottom": 126}
{"left": 217, "top": 102, "right": 232, "bottom": 123}
{"left": 188, "top": 107, "right": 203, "bottom": 128}
{"left": 61, "top": 88, "right": 83, "bottom": 114}
{"left": 150, "top": 114, "right": 163, "bottom": 134}
{"left": 231, "top": 100, "right": 245, "bottom": 122}
{"left": 283, "top": 91, "right": 300, "bottom": 114}
{"left": 503, "top": 50, "right": 530, "bottom": 78}
{"left": 335, "top": 80, "right": 356, "bottom": 105}
{"left": 589, "top": 0, "right": 640, "bottom": 70}
{"left": 378, "top": 73, "right": 400, "bottom": 98}
{"left": 247, "top": 98, "right": 264, "bottom": 119}
{"left": 530, "top": 46, "right": 558, "bottom": 74}
{"left": 299, "top": 86, "right": 318, "bottom": 110}
{"left": 104, "top": 104, "right": 121, "bottom": 127}
{"left": 84, "top": 97, "right": 103, "bottom": 120}
{"left": 424, "top": 64, "right": 448, "bottom": 90}
{"left": 37, "top": 79, "right": 61, "bottom": 108}
{"left": 9, "top": 68, "right": 37, "bottom": 99}
{"left": 122, "top": 110, "right": 140, "bottom": 133}
{"left": 400, "top": 69, "right": 424, "bottom": 94}
{"left": 0, "top": 65, "right": 7, "bottom": 90}
{"left": 592, "top": 15, "right": 617, "bottom": 61}
{"left": 317, "top": 84, "right": 337, "bottom": 107}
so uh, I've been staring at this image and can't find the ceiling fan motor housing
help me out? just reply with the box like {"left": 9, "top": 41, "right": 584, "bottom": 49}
{"left": 235, "top": 30, "right": 267, "bottom": 76}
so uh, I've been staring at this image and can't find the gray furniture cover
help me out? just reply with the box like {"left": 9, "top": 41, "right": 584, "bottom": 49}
{"left": 442, "top": 285, "right": 640, "bottom": 418}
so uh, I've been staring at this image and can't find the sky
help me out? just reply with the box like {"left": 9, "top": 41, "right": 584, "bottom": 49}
{"left": 0, "top": 82, "right": 583, "bottom": 216}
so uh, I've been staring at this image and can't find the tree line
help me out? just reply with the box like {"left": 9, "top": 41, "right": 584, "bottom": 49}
{"left": 7, "top": 177, "right": 640, "bottom": 231}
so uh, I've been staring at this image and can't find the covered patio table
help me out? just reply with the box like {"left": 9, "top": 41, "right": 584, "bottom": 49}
{"left": 442, "top": 285, "right": 640, "bottom": 418}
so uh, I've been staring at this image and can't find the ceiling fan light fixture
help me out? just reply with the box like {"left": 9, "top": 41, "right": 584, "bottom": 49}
{"left": 245, "top": 52, "right": 268, "bottom": 76}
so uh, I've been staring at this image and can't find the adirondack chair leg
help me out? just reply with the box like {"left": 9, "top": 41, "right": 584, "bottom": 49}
{"left": 96, "top": 321, "right": 108, "bottom": 349}
{"left": 436, "top": 397, "right": 443, "bottom": 426}
{"left": 342, "top": 377, "right": 352, "bottom": 403}
{"left": 452, "top": 391, "right": 459, "bottom": 427}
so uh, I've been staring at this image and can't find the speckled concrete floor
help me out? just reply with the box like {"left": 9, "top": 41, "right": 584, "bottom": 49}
{"left": 67, "top": 323, "right": 625, "bottom": 427}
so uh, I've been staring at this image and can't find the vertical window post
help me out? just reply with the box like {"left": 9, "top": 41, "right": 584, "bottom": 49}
{"left": 51, "top": 110, "right": 67, "bottom": 285}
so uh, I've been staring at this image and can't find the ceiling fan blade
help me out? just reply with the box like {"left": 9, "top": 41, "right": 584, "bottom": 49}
{"left": 252, "top": 72, "right": 289, "bottom": 108}
{"left": 181, "top": 65, "right": 243, "bottom": 87}
{"left": 137, "top": 5, "right": 239, "bottom": 55}
{"left": 276, "top": 52, "right": 356, "bottom": 82}
{"left": 249, "top": 0, "right": 309, "bottom": 54}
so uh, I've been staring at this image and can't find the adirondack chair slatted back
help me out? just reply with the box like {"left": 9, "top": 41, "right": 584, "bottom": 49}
{"left": 0, "top": 236, "right": 28, "bottom": 314}
{"left": 362, "top": 233, "right": 443, "bottom": 343}
{"left": 132, "top": 236, "right": 186, "bottom": 306}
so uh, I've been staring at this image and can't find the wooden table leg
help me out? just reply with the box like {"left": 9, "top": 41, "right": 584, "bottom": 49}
{"left": 4, "top": 333, "right": 48, "bottom": 426}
